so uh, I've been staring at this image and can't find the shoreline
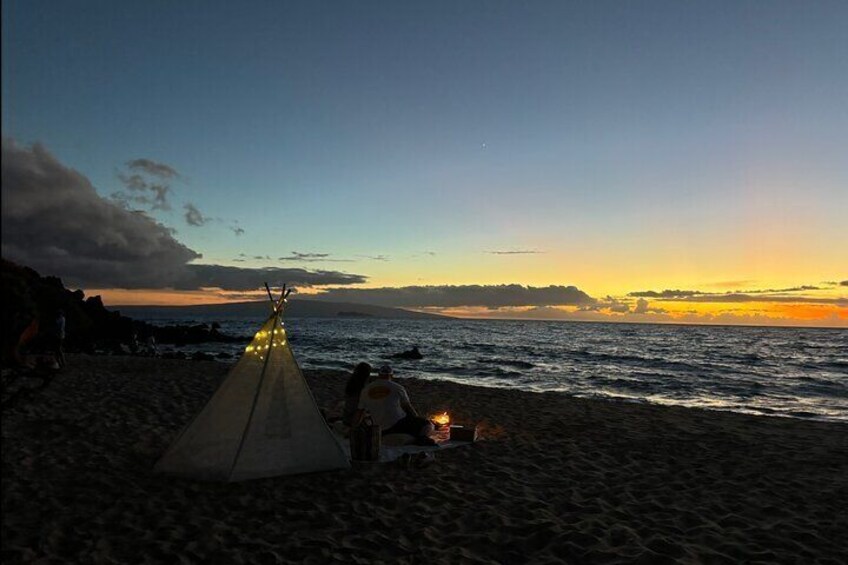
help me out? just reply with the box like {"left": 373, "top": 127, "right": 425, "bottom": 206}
{"left": 396, "top": 373, "right": 848, "bottom": 425}
{"left": 3, "top": 355, "right": 847, "bottom": 563}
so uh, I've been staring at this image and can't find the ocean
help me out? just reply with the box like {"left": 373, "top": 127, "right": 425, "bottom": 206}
{"left": 143, "top": 317, "right": 848, "bottom": 423}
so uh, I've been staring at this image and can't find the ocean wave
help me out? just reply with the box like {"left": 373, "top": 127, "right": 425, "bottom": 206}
{"left": 161, "top": 317, "right": 847, "bottom": 422}
{"left": 475, "top": 358, "right": 535, "bottom": 369}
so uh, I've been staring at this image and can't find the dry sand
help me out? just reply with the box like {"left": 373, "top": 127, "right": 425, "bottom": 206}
{"left": 3, "top": 354, "right": 847, "bottom": 564}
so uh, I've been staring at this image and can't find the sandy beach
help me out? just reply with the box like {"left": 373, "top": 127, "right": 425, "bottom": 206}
{"left": 3, "top": 355, "right": 847, "bottom": 564}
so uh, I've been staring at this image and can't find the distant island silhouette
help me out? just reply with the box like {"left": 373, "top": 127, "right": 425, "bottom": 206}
{"left": 114, "top": 299, "right": 450, "bottom": 321}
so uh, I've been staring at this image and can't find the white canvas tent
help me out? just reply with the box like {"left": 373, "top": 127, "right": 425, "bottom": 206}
{"left": 154, "top": 287, "right": 350, "bottom": 481}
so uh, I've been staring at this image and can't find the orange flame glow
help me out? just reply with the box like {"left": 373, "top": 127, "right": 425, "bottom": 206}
{"left": 431, "top": 412, "right": 450, "bottom": 426}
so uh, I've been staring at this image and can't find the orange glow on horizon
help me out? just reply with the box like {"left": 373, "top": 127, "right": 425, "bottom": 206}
{"left": 87, "top": 285, "right": 847, "bottom": 328}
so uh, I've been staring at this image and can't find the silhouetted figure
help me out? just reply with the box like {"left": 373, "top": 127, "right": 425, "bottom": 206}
{"left": 52, "top": 309, "right": 66, "bottom": 369}
{"left": 342, "top": 362, "right": 372, "bottom": 426}
{"left": 146, "top": 335, "right": 158, "bottom": 357}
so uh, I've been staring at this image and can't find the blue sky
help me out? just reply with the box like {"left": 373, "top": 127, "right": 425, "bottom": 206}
{"left": 2, "top": 1, "right": 846, "bottom": 324}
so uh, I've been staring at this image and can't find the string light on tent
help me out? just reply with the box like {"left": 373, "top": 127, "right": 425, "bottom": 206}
{"left": 246, "top": 340, "right": 287, "bottom": 355}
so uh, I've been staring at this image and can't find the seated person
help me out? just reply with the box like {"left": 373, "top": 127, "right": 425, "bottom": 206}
{"left": 342, "top": 362, "right": 372, "bottom": 426}
{"left": 352, "top": 364, "right": 435, "bottom": 445}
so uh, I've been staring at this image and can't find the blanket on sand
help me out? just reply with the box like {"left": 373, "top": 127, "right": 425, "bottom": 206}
{"left": 333, "top": 428, "right": 474, "bottom": 463}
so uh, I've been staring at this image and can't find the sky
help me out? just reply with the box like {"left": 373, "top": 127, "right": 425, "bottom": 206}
{"left": 2, "top": 0, "right": 846, "bottom": 326}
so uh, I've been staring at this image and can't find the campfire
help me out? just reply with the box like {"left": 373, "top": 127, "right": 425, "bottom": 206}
{"left": 431, "top": 412, "right": 450, "bottom": 428}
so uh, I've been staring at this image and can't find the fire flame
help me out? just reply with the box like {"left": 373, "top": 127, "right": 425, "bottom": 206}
{"left": 432, "top": 412, "right": 450, "bottom": 426}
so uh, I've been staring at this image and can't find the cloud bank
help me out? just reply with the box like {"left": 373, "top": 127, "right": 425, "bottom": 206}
{"left": 1, "top": 139, "right": 366, "bottom": 290}
{"left": 178, "top": 265, "right": 364, "bottom": 290}
{"left": 629, "top": 286, "right": 846, "bottom": 305}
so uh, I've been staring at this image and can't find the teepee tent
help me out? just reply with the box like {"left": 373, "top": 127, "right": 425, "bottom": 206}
{"left": 154, "top": 286, "right": 350, "bottom": 481}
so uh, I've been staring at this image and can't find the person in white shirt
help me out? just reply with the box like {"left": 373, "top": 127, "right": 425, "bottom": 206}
{"left": 352, "top": 365, "right": 435, "bottom": 444}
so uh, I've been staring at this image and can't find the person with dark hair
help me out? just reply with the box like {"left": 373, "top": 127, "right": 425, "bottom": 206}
{"left": 343, "top": 362, "right": 372, "bottom": 426}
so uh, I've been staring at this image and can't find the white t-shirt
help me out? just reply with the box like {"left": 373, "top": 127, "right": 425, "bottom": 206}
{"left": 358, "top": 379, "right": 410, "bottom": 430}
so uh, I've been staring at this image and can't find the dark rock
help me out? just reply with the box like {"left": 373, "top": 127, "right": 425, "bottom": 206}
{"left": 1, "top": 259, "right": 249, "bottom": 365}
{"left": 390, "top": 346, "right": 423, "bottom": 360}
{"left": 152, "top": 323, "right": 248, "bottom": 346}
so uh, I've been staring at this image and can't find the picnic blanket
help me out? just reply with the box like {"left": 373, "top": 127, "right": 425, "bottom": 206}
{"left": 332, "top": 426, "right": 474, "bottom": 463}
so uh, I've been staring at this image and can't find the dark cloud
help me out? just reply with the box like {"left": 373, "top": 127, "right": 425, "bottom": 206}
{"left": 2, "top": 139, "right": 200, "bottom": 288}
{"left": 1, "top": 138, "right": 367, "bottom": 290}
{"left": 487, "top": 250, "right": 544, "bottom": 255}
{"left": 310, "top": 284, "right": 594, "bottom": 308}
{"left": 609, "top": 301, "right": 630, "bottom": 313}
{"left": 113, "top": 173, "right": 172, "bottom": 211}
{"left": 631, "top": 298, "right": 666, "bottom": 314}
{"left": 629, "top": 289, "right": 703, "bottom": 298}
{"left": 148, "top": 184, "right": 170, "bottom": 210}
{"left": 112, "top": 159, "right": 178, "bottom": 212}
{"left": 356, "top": 254, "right": 390, "bottom": 262}
{"left": 841, "top": 281, "right": 848, "bottom": 287}
{"left": 279, "top": 252, "right": 330, "bottom": 261}
{"left": 737, "top": 285, "right": 821, "bottom": 294}
{"left": 231, "top": 225, "right": 245, "bottom": 236}
{"left": 175, "top": 265, "right": 366, "bottom": 291}
{"left": 119, "top": 173, "right": 147, "bottom": 191}
{"left": 681, "top": 294, "right": 847, "bottom": 306}
{"left": 278, "top": 251, "right": 354, "bottom": 263}
{"left": 127, "top": 158, "right": 179, "bottom": 179}
{"left": 580, "top": 296, "right": 630, "bottom": 313}
{"left": 184, "top": 203, "right": 210, "bottom": 226}
{"left": 629, "top": 284, "right": 845, "bottom": 305}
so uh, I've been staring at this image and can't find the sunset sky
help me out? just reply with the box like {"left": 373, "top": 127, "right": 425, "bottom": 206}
{"left": 2, "top": 1, "right": 846, "bottom": 326}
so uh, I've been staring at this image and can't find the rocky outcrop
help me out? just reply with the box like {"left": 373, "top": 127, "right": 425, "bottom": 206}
{"left": 1, "top": 259, "right": 247, "bottom": 364}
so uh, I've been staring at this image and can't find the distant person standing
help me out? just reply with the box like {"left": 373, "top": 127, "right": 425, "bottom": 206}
{"left": 146, "top": 334, "right": 158, "bottom": 357}
{"left": 53, "top": 309, "right": 66, "bottom": 368}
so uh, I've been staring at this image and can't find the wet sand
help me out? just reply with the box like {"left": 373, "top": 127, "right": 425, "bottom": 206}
{"left": 3, "top": 354, "right": 847, "bottom": 564}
